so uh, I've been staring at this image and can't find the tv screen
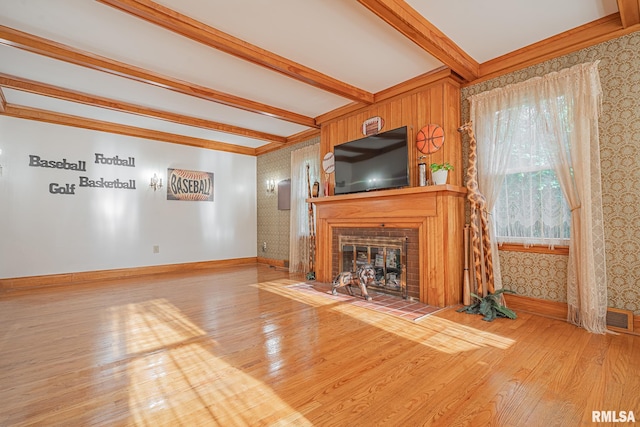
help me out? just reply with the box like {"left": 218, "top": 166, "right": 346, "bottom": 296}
{"left": 334, "top": 126, "right": 409, "bottom": 195}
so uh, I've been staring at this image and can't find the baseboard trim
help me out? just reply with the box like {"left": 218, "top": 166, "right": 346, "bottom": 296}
{"left": 257, "top": 257, "right": 288, "bottom": 269}
{"left": 503, "top": 294, "right": 568, "bottom": 321}
{"left": 0, "top": 257, "right": 257, "bottom": 292}
{"left": 504, "top": 294, "right": 640, "bottom": 336}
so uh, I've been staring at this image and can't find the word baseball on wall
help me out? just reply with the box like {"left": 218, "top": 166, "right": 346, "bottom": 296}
{"left": 167, "top": 168, "right": 214, "bottom": 202}
{"left": 29, "top": 153, "right": 136, "bottom": 195}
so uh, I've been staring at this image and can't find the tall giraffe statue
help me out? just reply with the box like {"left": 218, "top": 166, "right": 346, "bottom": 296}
{"left": 458, "top": 122, "right": 495, "bottom": 296}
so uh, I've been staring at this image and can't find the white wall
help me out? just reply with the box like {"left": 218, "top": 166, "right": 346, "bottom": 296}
{"left": 0, "top": 117, "right": 257, "bottom": 278}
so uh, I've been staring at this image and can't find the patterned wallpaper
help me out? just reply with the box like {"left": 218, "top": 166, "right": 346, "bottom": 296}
{"left": 462, "top": 30, "right": 640, "bottom": 315}
{"left": 256, "top": 137, "right": 320, "bottom": 263}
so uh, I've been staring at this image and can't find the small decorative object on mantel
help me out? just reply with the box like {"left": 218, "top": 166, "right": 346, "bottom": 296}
{"left": 418, "top": 155, "right": 427, "bottom": 186}
{"left": 321, "top": 151, "right": 335, "bottom": 196}
{"left": 430, "top": 162, "right": 453, "bottom": 185}
{"left": 457, "top": 288, "right": 517, "bottom": 322}
{"left": 416, "top": 124, "right": 445, "bottom": 154}
{"left": 362, "top": 116, "right": 385, "bottom": 136}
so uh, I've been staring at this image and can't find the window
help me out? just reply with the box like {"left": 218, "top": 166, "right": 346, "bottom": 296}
{"left": 492, "top": 103, "right": 571, "bottom": 246}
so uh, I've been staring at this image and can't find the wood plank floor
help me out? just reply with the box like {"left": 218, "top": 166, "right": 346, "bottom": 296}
{"left": 1, "top": 264, "right": 638, "bottom": 426}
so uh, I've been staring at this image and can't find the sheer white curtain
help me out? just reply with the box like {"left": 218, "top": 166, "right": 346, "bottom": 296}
{"left": 469, "top": 61, "right": 607, "bottom": 333}
{"left": 289, "top": 144, "right": 320, "bottom": 274}
{"left": 467, "top": 98, "right": 521, "bottom": 294}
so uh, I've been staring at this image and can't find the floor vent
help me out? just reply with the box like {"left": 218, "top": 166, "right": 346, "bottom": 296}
{"left": 606, "top": 308, "right": 634, "bottom": 333}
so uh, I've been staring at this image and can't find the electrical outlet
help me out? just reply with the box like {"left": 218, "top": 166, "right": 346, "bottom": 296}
{"left": 153, "top": 245, "right": 160, "bottom": 254}
{"left": 262, "top": 242, "right": 267, "bottom": 252}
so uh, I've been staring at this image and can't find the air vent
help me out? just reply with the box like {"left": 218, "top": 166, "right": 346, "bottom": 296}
{"left": 606, "top": 308, "right": 633, "bottom": 333}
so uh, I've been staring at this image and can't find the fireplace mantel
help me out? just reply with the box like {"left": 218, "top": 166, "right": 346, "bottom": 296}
{"left": 310, "top": 185, "right": 466, "bottom": 307}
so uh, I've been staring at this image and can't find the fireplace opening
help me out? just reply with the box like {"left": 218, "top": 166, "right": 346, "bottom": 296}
{"left": 338, "top": 235, "right": 408, "bottom": 299}
{"left": 332, "top": 227, "right": 420, "bottom": 300}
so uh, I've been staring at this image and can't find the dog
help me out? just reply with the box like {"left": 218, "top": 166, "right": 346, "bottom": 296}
{"left": 332, "top": 264, "right": 376, "bottom": 301}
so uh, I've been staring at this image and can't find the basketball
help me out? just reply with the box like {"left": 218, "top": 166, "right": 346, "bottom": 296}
{"left": 416, "top": 124, "right": 445, "bottom": 154}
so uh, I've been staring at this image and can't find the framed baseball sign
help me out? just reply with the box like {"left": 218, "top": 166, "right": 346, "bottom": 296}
{"left": 167, "top": 168, "right": 214, "bottom": 201}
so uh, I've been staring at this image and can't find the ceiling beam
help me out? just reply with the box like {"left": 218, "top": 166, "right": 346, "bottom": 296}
{"left": 0, "top": 87, "right": 6, "bottom": 113}
{"left": 0, "top": 25, "right": 318, "bottom": 128}
{"left": 0, "top": 73, "right": 287, "bottom": 144}
{"left": 357, "top": 0, "right": 479, "bottom": 82}
{"left": 617, "top": 0, "right": 640, "bottom": 27}
{"left": 477, "top": 13, "right": 636, "bottom": 83}
{"left": 1, "top": 104, "right": 257, "bottom": 156}
{"left": 316, "top": 67, "right": 457, "bottom": 125}
{"left": 97, "top": 0, "right": 374, "bottom": 104}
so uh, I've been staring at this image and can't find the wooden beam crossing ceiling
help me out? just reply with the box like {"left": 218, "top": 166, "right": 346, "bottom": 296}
{"left": 357, "top": 0, "right": 480, "bottom": 82}
{"left": 617, "top": 0, "right": 640, "bottom": 27}
{"left": 0, "top": 73, "right": 287, "bottom": 144}
{"left": 0, "top": 87, "right": 6, "bottom": 113}
{"left": 97, "top": 0, "right": 375, "bottom": 104}
{"left": 0, "top": 25, "right": 318, "bottom": 128}
{"left": 2, "top": 104, "right": 257, "bottom": 156}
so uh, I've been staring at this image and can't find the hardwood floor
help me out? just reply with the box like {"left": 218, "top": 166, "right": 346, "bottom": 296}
{"left": 1, "top": 264, "right": 638, "bottom": 426}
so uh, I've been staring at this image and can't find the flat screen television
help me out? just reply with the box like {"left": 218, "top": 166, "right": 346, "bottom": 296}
{"left": 333, "top": 126, "right": 409, "bottom": 195}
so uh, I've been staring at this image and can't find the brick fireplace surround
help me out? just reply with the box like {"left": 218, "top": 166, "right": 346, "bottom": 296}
{"left": 332, "top": 227, "right": 420, "bottom": 300}
{"left": 311, "top": 185, "right": 467, "bottom": 308}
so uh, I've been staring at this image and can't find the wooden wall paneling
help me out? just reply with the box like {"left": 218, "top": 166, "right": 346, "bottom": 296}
{"left": 346, "top": 112, "right": 359, "bottom": 143}
{"left": 413, "top": 91, "right": 426, "bottom": 187}
{"left": 429, "top": 83, "right": 446, "bottom": 184}
{"left": 425, "top": 213, "right": 444, "bottom": 306}
{"left": 446, "top": 194, "right": 465, "bottom": 304}
{"left": 436, "top": 194, "right": 451, "bottom": 307}
{"left": 419, "top": 192, "right": 466, "bottom": 306}
{"left": 404, "top": 94, "right": 418, "bottom": 186}
{"left": 418, "top": 218, "right": 429, "bottom": 303}
{"left": 444, "top": 80, "right": 462, "bottom": 186}
{"left": 417, "top": 86, "right": 426, "bottom": 178}
{"left": 388, "top": 97, "right": 402, "bottom": 130}
{"left": 315, "top": 215, "right": 331, "bottom": 283}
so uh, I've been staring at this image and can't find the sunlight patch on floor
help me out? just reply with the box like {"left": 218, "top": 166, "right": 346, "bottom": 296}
{"left": 254, "top": 281, "right": 340, "bottom": 307}
{"left": 110, "top": 299, "right": 206, "bottom": 354}
{"left": 330, "top": 303, "right": 514, "bottom": 353}
{"left": 109, "top": 298, "right": 312, "bottom": 425}
{"left": 126, "top": 343, "right": 312, "bottom": 426}
{"left": 257, "top": 279, "right": 515, "bottom": 354}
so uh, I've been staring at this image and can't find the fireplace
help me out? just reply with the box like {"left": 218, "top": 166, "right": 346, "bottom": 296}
{"left": 312, "top": 186, "right": 466, "bottom": 307}
{"left": 332, "top": 228, "right": 419, "bottom": 300}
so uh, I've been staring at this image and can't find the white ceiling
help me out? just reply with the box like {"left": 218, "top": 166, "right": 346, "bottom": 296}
{"left": 0, "top": 0, "right": 622, "bottom": 152}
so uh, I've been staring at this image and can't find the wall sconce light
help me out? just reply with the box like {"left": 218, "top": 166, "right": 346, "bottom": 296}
{"left": 266, "top": 179, "right": 276, "bottom": 194}
{"left": 150, "top": 173, "right": 163, "bottom": 191}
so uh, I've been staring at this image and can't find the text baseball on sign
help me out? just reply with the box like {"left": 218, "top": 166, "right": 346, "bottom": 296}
{"left": 167, "top": 168, "right": 214, "bottom": 201}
